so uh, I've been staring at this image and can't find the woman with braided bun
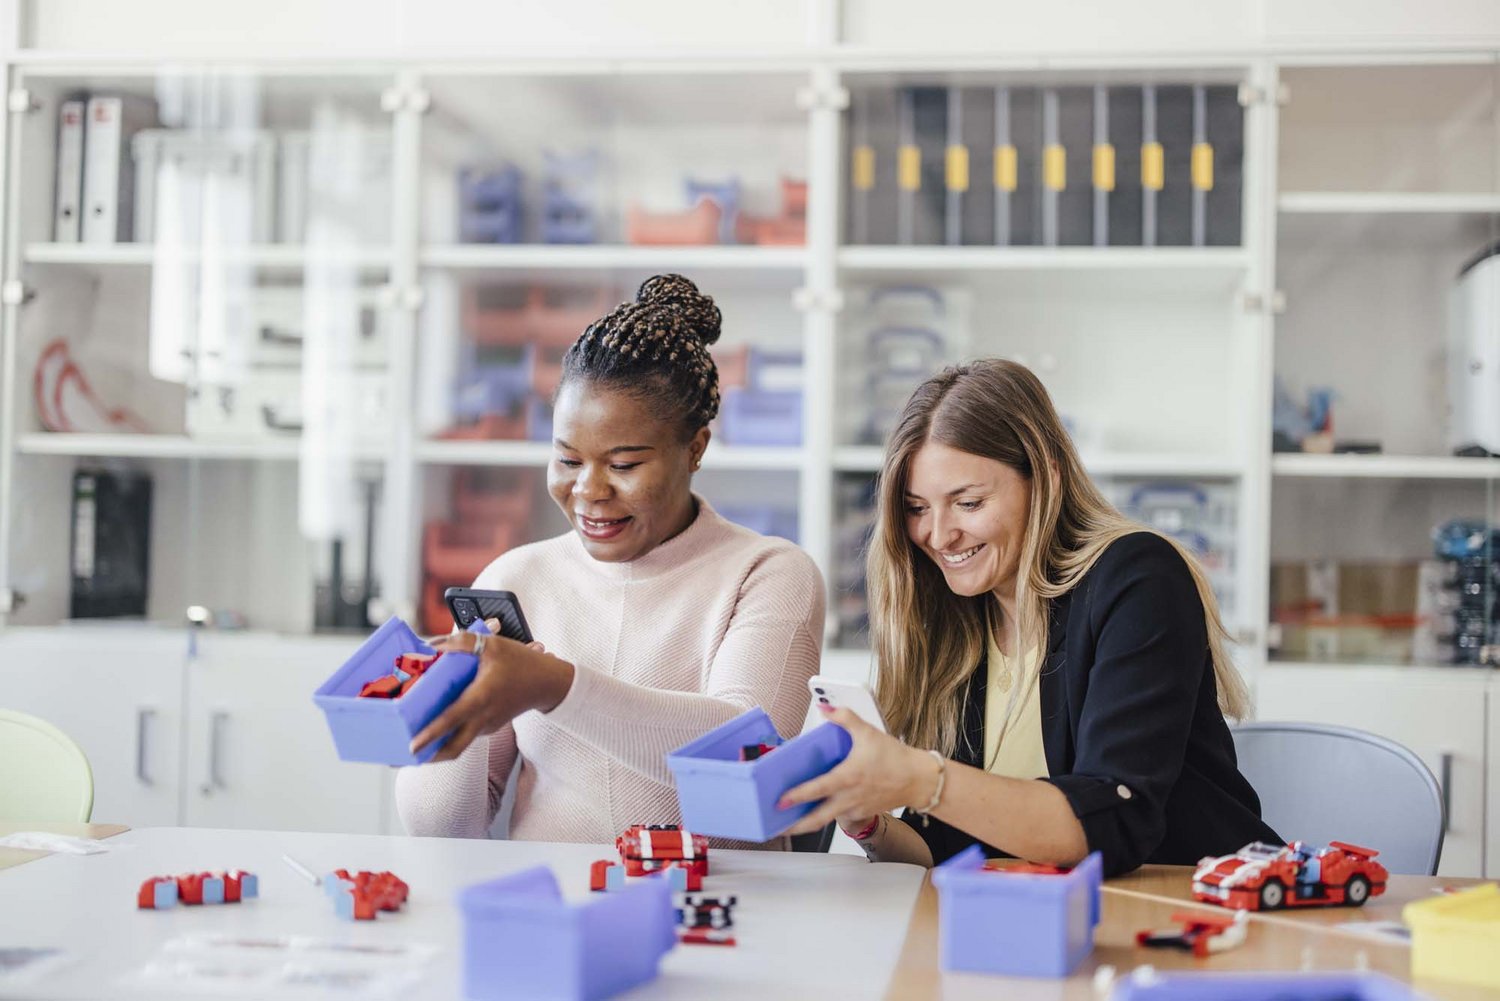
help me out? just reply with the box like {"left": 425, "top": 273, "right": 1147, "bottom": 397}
{"left": 395, "top": 274, "right": 825, "bottom": 846}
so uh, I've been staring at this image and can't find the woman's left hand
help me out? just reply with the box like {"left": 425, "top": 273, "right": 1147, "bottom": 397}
{"left": 410, "top": 632, "right": 574, "bottom": 763}
{"left": 779, "top": 705, "right": 941, "bottom": 837}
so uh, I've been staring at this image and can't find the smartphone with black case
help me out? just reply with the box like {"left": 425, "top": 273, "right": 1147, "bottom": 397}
{"left": 443, "top": 587, "right": 534, "bottom": 643}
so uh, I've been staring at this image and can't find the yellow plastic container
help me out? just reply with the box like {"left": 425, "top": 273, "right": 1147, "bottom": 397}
{"left": 1403, "top": 883, "right": 1500, "bottom": 990}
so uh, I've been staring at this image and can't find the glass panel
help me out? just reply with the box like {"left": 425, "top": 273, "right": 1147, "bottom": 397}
{"left": 8, "top": 67, "right": 396, "bottom": 634}
{"left": 1269, "top": 61, "right": 1500, "bottom": 670}
{"left": 408, "top": 69, "right": 809, "bottom": 632}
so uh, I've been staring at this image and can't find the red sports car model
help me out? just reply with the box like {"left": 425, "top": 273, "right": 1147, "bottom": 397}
{"left": 1192, "top": 840, "right": 1388, "bottom": 911}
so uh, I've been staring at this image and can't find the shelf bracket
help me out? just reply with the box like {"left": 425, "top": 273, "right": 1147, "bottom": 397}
{"left": 6, "top": 88, "right": 37, "bottom": 114}
{"left": 378, "top": 283, "right": 425, "bottom": 313}
{"left": 793, "top": 287, "right": 844, "bottom": 314}
{"left": 1, "top": 280, "right": 33, "bottom": 306}
{"left": 380, "top": 85, "right": 432, "bottom": 115}
{"left": 1236, "top": 83, "right": 1290, "bottom": 108}
{"left": 796, "top": 83, "right": 850, "bottom": 113}
{"left": 1238, "top": 289, "right": 1285, "bottom": 315}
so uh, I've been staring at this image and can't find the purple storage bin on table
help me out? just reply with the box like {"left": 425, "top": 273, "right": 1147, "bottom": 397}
{"left": 666, "top": 706, "right": 850, "bottom": 841}
{"left": 458, "top": 865, "right": 675, "bottom": 1001}
{"left": 1109, "top": 971, "right": 1419, "bottom": 1001}
{"left": 932, "top": 845, "right": 1102, "bottom": 978}
{"left": 312, "top": 617, "right": 488, "bottom": 766}
{"left": 719, "top": 387, "right": 802, "bottom": 446}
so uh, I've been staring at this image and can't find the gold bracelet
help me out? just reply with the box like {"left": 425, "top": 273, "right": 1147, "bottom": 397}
{"left": 915, "top": 749, "right": 946, "bottom": 827}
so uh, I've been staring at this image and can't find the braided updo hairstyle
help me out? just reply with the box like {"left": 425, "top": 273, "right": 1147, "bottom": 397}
{"left": 559, "top": 274, "right": 722, "bottom": 440}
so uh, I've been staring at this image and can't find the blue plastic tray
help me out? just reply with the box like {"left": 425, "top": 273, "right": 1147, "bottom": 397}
{"left": 1110, "top": 971, "right": 1419, "bottom": 1000}
{"left": 458, "top": 865, "right": 675, "bottom": 1001}
{"left": 667, "top": 706, "right": 850, "bottom": 842}
{"left": 933, "top": 846, "right": 1102, "bottom": 978}
{"left": 312, "top": 617, "right": 488, "bottom": 767}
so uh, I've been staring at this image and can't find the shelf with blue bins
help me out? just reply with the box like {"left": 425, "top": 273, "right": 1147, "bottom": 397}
{"left": 458, "top": 865, "right": 675, "bottom": 1001}
{"left": 666, "top": 706, "right": 851, "bottom": 842}
{"left": 1109, "top": 971, "right": 1421, "bottom": 1001}
{"left": 931, "top": 846, "right": 1102, "bottom": 978}
{"left": 312, "top": 617, "right": 487, "bottom": 766}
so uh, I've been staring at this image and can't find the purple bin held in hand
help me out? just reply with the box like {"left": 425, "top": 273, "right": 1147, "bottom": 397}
{"left": 312, "top": 617, "right": 489, "bottom": 766}
{"left": 667, "top": 706, "right": 851, "bottom": 842}
{"left": 458, "top": 865, "right": 676, "bottom": 1001}
{"left": 1110, "top": 970, "right": 1420, "bottom": 1001}
{"left": 932, "top": 845, "right": 1102, "bottom": 978}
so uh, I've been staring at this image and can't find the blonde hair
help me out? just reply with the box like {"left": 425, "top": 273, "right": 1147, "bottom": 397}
{"left": 868, "top": 359, "right": 1248, "bottom": 757}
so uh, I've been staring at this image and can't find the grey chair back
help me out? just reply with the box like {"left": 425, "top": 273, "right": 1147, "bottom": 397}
{"left": 1231, "top": 722, "right": 1444, "bottom": 876}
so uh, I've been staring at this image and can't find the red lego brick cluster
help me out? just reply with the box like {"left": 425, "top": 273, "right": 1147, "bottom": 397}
{"left": 325, "top": 869, "right": 409, "bottom": 921}
{"left": 138, "top": 870, "right": 258, "bottom": 909}
{"left": 615, "top": 825, "right": 709, "bottom": 880}
{"left": 358, "top": 652, "right": 437, "bottom": 699}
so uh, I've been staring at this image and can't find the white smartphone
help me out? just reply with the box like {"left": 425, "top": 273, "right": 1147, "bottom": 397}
{"left": 807, "top": 675, "right": 888, "bottom": 734}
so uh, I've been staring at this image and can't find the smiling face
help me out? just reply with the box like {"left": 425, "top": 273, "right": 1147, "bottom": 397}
{"left": 904, "top": 440, "right": 1033, "bottom": 600}
{"left": 546, "top": 380, "right": 709, "bottom": 563}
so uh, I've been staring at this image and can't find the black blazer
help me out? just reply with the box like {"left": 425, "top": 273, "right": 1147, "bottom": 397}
{"left": 899, "top": 531, "right": 1280, "bottom": 877}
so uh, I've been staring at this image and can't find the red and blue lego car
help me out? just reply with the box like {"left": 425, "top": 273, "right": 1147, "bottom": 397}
{"left": 1193, "top": 840, "right": 1388, "bottom": 911}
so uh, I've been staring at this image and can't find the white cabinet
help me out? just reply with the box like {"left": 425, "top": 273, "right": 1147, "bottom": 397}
{"left": 0, "top": 625, "right": 386, "bottom": 834}
{"left": 182, "top": 632, "right": 385, "bottom": 834}
{"left": 0, "top": 625, "right": 187, "bottom": 827}
{"left": 1255, "top": 664, "right": 1489, "bottom": 878}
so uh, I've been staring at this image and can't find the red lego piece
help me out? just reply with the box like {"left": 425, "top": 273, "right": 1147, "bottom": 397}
{"left": 175, "top": 872, "right": 206, "bottom": 905}
{"left": 394, "top": 652, "right": 437, "bottom": 678}
{"left": 359, "top": 675, "right": 404, "bottom": 699}
{"left": 1193, "top": 840, "right": 1389, "bottom": 911}
{"left": 616, "top": 824, "right": 709, "bottom": 878}
{"left": 1137, "top": 910, "right": 1249, "bottom": 957}
{"left": 679, "top": 927, "right": 736, "bottom": 946}
{"left": 739, "top": 743, "right": 776, "bottom": 761}
{"left": 399, "top": 675, "right": 421, "bottom": 697}
{"left": 137, "top": 876, "right": 176, "bottom": 909}
{"left": 590, "top": 859, "right": 625, "bottom": 892}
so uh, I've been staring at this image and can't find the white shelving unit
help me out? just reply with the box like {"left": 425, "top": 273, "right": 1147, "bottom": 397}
{"left": 1272, "top": 454, "right": 1500, "bottom": 480}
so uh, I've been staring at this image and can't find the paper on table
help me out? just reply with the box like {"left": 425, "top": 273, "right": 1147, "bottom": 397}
{"left": 0, "top": 832, "right": 120, "bottom": 855}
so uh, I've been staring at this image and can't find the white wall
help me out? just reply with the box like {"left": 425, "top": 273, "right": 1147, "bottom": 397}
{"left": 18, "top": 0, "right": 1500, "bottom": 57}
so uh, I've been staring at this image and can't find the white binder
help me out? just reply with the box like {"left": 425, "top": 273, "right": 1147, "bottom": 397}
{"left": 53, "top": 98, "right": 86, "bottom": 243}
{"left": 81, "top": 94, "right": 154, "bottom": 243}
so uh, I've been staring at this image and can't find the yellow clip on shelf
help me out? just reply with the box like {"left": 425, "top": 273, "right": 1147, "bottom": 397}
{"left": 994, "top": 145, "right": 1017, "bottom": 193}
{"left": 945, "top": 145, "right": 970, "bottom": 193}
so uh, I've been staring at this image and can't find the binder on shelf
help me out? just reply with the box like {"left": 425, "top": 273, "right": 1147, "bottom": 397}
{"left": 1003, "top": 87, "right": 1041, "bottom": 247}
{"left": 1106, "top": 86, "right": 1144, "bottom": 246}
{"left": 1056, "top": 87, "right": 1093, "bottom": 246}
{"left": 1091, "top": 86, "right": 1112, "bottom": 247}
{"left": 1202, "top": 85, "right": 1244, "bottom": 247}
{"left": 53, "top": 98, "right": 86, "bottom": 243}
{"left": 81, "top": 94, "right": 156, "bottom": 244}
{"left": 1149, "top": 85, "right": 1194, "bottom": 247}
{"left": 130, "top": 129, "right": 277, "bottom": 245}
{"left": 850, "top": 92, "right": 876, "bottom": 245}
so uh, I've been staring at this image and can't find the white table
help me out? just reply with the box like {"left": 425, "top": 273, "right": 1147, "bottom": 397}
{"left": 0, "top": 827, "right": 927, "bottom": 1000}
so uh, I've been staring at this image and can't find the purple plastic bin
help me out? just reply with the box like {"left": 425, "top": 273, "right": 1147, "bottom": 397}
{"left": 1109, "top": 971, "right": 1419, "bottom": 1001}
{"left": 932, "top": 846, "right": 1102, "bottom": 978}
{"left": 458, "top": 865, "right": 675, "bottom": 1001}
{"left": 718, "top": 505, "right": 798, "bottom": 543}
{"left": 720, "top": 387, "right": 802, "bottom": 446}
{"left": 312, "top": 617, "right": 489, "bottom": 766}
{"left": 667, "top": 706, "right": 850, "bottom": 841}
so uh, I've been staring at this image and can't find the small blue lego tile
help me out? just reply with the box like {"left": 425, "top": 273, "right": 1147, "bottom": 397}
{"left": 605, "top": 866, "right": 626, "bottom": 892}
{"left": 202, "top": 877, "right": 225, "bottom": 905}
{"left": 239, "top": 873, "right": 259, "bottom": 899}
{"left": 332, "top": 889, "right": 356, "bottom": 920}
{"left": 153, "top": 881, "right": 178, "bottom": 909}
{"left": 666, "top": 867, "right": 688, "bottom": 892}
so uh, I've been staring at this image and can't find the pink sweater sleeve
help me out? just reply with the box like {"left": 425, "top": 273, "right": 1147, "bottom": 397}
{"left": 543, "top": 546, "right": 825, "bottom": 784}
{"left": 394, "top": 723, "right": 518, "bottom": 838}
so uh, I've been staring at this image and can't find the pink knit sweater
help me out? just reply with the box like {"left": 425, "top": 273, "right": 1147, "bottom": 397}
{"left": 394, "top": 498, "right": 825, "bottom": 846}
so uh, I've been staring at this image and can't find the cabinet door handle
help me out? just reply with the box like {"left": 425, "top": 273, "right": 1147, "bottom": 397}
{"left": 135, "top": 707, "right": 156, "bottom": 786}
{"left": 204, "top": 711, "right": 229, "bottom": 793}
{"left": 1440, "top": 752, "right": 1454, "bottom": 834}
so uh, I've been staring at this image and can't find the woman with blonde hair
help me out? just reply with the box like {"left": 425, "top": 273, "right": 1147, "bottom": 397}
{"left": 781, "top": 359, "right": 1277, "bottom": 875}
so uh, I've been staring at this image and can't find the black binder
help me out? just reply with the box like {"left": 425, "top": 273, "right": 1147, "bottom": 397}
{"left": 70, "top": 468, "right": 152, "bottom": 618}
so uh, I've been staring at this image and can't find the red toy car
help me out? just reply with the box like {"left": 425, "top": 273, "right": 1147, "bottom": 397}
{"left": 1192, "top": 840, "right": 1388, "bottom": 911}
{"left": 616, "top": 824, "right": 709, "bottom": 879}
{"left": 1137, "top": 909, "right": 1249, "bottom": 957}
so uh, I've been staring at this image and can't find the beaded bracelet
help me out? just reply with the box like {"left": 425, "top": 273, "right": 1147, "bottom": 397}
{"left": 914, "top": 750, "right": 946, "bottom": 827}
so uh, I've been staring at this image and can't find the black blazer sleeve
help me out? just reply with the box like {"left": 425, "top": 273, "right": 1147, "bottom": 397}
{"left": 1040, "top": 533, "right": 1209, "bottom": 875}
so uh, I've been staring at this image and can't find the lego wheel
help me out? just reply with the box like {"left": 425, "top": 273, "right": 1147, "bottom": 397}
{"left": 1345, "top": 875, "right": 1370, "bottom": 906}
{"left": 1258, "top": 879, "right": 1285, "bottom": 910}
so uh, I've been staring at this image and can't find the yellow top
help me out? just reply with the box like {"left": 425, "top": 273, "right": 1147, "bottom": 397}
{"left": 982, "top": 635, "right": 1049, "bottom": 780}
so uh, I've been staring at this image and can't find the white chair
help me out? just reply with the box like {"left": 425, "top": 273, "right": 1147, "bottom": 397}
{"left": 1231, "top": 722, "right": 1444, "bottom": 876}
{"left": 0, "top": 709, "right": 94, "bottom": 823}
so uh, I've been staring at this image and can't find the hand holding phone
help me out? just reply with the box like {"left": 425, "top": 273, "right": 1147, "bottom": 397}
{"left": 444, "top": 587, "right": 533, "bottom": 644}
{"left": 807, "top": 675, "right": 888, "bottom": 734}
